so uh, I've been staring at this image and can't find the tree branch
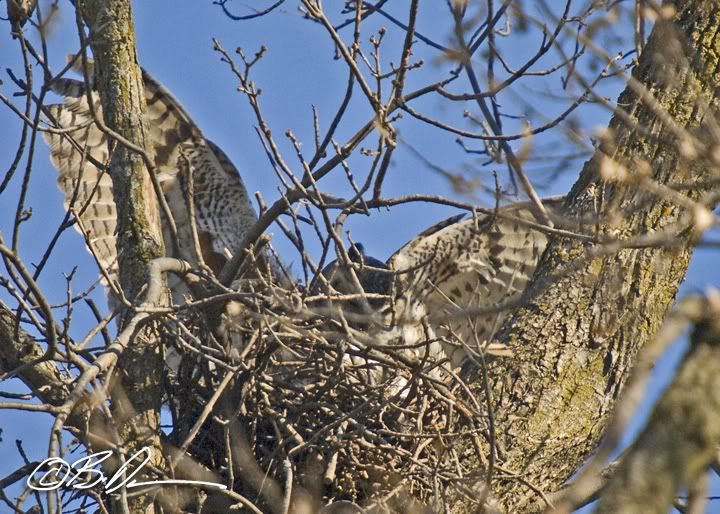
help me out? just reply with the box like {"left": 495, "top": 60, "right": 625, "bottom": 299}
{"left": 482, "top": 1, "right": 720, "bottom": 510}
{"left": 595, "top": 293, "right": 720, "bottom": 514}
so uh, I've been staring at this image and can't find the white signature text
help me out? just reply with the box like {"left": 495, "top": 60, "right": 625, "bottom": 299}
{"left": 27, "top": 447, "right": 227, "bottom": 493}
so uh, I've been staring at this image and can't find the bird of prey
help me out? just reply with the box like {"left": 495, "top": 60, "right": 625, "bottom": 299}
{"left": 43, "top": 60, "right": 554, "bottom": 376}
{"left": 388, "top": 203, "right": 552, "bottom": 370}
{"left": 43, "top": 59, "right": 262, "bottom": 303}
{"left": 311, "top": 203, "right": 553, "bottom": 375}
{"left": 313, "top": 242, "right": 392, "bottom": 312}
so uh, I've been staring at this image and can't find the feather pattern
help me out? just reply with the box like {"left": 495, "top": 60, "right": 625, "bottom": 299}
{"left": 43, "top": 66, "right": 258, "bottom": 298}
{"left": 388, "top": 202, "right": 553, "bottom": 368}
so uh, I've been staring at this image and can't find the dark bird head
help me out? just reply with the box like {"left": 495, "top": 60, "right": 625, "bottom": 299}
{"left": 345, "top": 242, "right": 390, "bottom": 296}
{"left": 313, "top": 242, "right": 391, "bottom": 300}
{"left": 349, "top": 242, "right": 389, "bottom": 273}
{"left": 348, "top": 242, "right": 365, "bottom": 263}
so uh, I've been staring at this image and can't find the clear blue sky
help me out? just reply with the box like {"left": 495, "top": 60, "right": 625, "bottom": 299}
{"left": 1, "top": 1, "right": 719, "bottom": 510}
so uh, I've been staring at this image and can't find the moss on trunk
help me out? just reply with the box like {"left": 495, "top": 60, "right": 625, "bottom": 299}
{"left": 78, "top": 2, "right": 166, "bottom": 513}
{"left": 453, "top": 1, "right": 720, "bottom": 511}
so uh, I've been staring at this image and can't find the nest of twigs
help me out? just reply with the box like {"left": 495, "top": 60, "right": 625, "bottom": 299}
{"left": 165, "top": 282, "right": 493, "bottom": 513}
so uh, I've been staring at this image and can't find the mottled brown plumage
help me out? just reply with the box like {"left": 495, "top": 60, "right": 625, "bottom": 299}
{"left": 310, "top": 204, "right": 554, "bottom": 379}
{"left": 44, "top": 62, "right": 554, "bottom": 376}
{"left": 387, "top": 203, "right": 553, "bottom": 369}
{"left": 43, "top": 64, "right": 258, "bottom": 301}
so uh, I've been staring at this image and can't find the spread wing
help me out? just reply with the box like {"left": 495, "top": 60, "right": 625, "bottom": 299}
{"left": 43, "top": 65, "right": 258, "bottom": 297}
{"left": 388, "top": 202, "right": 553, "bottom": 367}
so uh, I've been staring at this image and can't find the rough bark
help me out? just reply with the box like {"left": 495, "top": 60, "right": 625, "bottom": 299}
{"left": 472, "top": 1, "right": 720, "bottom": 511}
{"left": 595, "top": 295, "right": 720, "bottom": 513}
{"left": 76, "top": 1, "right": 166, "bottom": 513}
{"left": 0, "top": 300, "right": 70, "bottom": 408}
{"left": 77, "top": 0, "right": 164, "bottom": 298}
{"left": 0, "top": 299, "right": 224, "bottom": 506}
{"left": 3, "top": 1, "right": 719, "bottom": 512}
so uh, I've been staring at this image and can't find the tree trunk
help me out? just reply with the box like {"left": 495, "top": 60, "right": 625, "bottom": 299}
{"left": 3, "top": 1, "right": 720, "bottom": 512}
{"left": 473, "top": 1, "right": 720, "bottom": 511}
{"left": 77, "top": 1, "right": 166, "bottom": 513}
{"left": 595, "top": 296, "right": 720, "bottom": 513}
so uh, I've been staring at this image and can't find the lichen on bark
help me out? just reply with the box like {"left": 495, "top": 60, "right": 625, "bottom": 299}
{"left": 76, "top": 2, "right": 167, "bottom": 513}
{"left": 452, "top": 1, "right": 720, "bottom": 511}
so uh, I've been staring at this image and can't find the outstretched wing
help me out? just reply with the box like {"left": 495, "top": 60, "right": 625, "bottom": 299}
{"left": 43, "top": 65, "right": 258, "bottom": 296}
{"left": 388, "top": 202, "right": 553, "bottom": 367}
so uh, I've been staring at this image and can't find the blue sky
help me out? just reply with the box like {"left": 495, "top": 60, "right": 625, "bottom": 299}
{"left": 1, "top": 0, "right": 719, "bottom": 511}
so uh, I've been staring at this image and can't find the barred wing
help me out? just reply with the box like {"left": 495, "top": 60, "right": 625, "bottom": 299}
{"left": 388, "top": 203, "right": 552, "bottom": 367}
{"left": 43, "top": 66, "right": 258, "bottom": 295}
